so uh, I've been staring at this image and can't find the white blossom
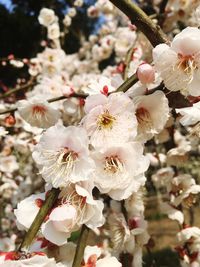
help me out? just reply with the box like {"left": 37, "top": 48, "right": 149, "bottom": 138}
{"left": 83, "top": 76, "right": 116, "bottom": 95}
{"left": 33, "top": 125, "right": 94, "bottom": 188}
{"left": 133, "top": 91, "right": 169, "bottom": 142}
{"left": 82, "top": 93, "right": 138, "bottom": 148}
{"left": 0, "top": 155, "right": 18, "bottom": 173}
{"left": 38, "top": 8, "right": 56, "bottom": 27}
{"left": 17, "top": 98, "right": 61, "bottom": 128}
{"left": 92, "top": 142, "right": 149, "bottom": 200}
{"left": 169, "top": 174, "right": 200, "bottom": 207}
{"left": 83, "top": 246, "right": 122, "bottom": 267}
{"left": 176, "top": 102, "right": 200, "bottom": 126}
{"left": 48, "top": 23, "right": 60, "bottom": 40}
{"left": 42, "top": 181, "right": 105, "bottom": 245}
{"left": 0, "top": 254, "right": 58, "bottom": 267}
{"left": 160, "top": 202, "right": 184, "bottom": 224}
{"left": 153, "top": 27, "right": 200, "bottom": 96}
{"left": 14, "top": 193, "right": 45, "bottom": 231}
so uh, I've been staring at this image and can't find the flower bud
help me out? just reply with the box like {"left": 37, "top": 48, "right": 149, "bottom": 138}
{"left": 137, "top": 63, "right": 155, "bottom": 84}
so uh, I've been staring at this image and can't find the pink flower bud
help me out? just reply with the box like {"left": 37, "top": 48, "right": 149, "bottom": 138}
{"left": 137, "top": 63, "right": 155, "bottom": 84}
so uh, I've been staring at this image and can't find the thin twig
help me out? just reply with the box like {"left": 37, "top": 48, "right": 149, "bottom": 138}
{"left": 109, "top": 0, "right": 168, "bottom": 47}
{"left": 0, "top": 92, "right": 88, "bottom": 115}
{"left": 123, "top": 47, "right": 136, "bottom": 81}
{"left": 158, "top": 0, "right": 169, "bottom": 27}
{"left": 72, "top": 225, "right": 90, "bottom": 267}
{"left": 116, "top": 73, "right": 138, "bottom": 92}
{"left": 0, "top": 73, "right": 138, "bottom": 116}
{"left": 0, "top": 80, "right": 36, "bottom": 100}
{"left": 159, "top": 0, "right": 169, "bottom": 15}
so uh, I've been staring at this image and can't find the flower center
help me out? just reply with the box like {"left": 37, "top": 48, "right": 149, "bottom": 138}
{"left": 61, "top": 148, "right": 78, "bottom": 163}
{"left": 47, "top": 65, "right": 56, "bottom": 74}
{"left": 48, "top": 55, "right": 54, "bottom": 62}
{"left": 97, "top": 110, "right": 116, "bottom": 130}
{"left": 177, "top": 54, "right": 197, "bottom": 75}
{"left": 40, "top": 147, "right": 78, "bottom": 184}
{"left": 183, "top": 194, "right": 197, "bottom": 208}
{"left": 171, "top": 184, "right": 184, "bottom": 197}
{"left": 104, "top": 155, "right": 123, "bottom": 174}
{"left": 61, "top": 189, "right": 87, "bottom": 224}
{"left": 32, "top": 105, "right": 47, "bottom": 115}
{"left": 136, "top": 107, "right": 152, "bottom": 130}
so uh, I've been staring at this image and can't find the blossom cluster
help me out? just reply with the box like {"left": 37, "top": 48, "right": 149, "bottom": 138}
{"left": 1, "top": 0, "right": 200, "bottom": 266}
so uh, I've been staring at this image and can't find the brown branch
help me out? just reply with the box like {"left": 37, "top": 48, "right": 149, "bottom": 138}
{"left": 158, "top": 0, "right": 169, "bottom": 27}
{"left": 0, "top": 80, "right": 36, "bottom": 100}
{"left": 18, "top": 188, "right": 60, "bottom": 251}
{"left": 109, "top": 0, "right": 168, "bottom": 47}
{"left": 0, "top": 72, "right": 139, "bottom": 115}
{"left": 0, "top": 92, "right": 88, "bottom": 115}
{"left": 116, "top": 73, "right": 138, "bottom": 92}
{"left": 159, "top": 0, "right": 169, "bottom": 15}
{"left": 72, "top": 225, "right": 90, "bottom": 267}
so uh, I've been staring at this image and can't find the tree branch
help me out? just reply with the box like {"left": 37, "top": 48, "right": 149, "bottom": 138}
{"left": 159, "top": 0, "right": 169, "bottom": 15}
{"left": 18, "top": 188, "right": 60, "bottom": 251}
{"left": 116, "top": 73, "right": 138, "bottom": 92}
{"left": 0, "top": 92, "right": 88, "bottom": 115}
{"left": 109, "top": 0, "right": 168, "bottom": 47}
{"left": 0, "top": 74, "right": 139, "bottom": 116}
{"left": 158, "top": 0, "right": 169, "bottom": 26}
{"left": 72, "top": 225, "right": 90, "bottom": 267}
{"left": 123, "top": 47, "right": 136, "bottom": 81}
{"left": 0, "top": 80, "right": 36, "bottom": 100}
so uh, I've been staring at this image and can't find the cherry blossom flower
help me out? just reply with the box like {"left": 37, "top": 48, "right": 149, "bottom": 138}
{"left": 177, "top": 227, "right": 200, "bottom": 250}
{"left": 160, "top": 202, "right": 184, "bottom": 224}
{"left": 74, "top": 0, "right": 83, "bottom": 7}
{"left": 82, "top": 93, "right": 137, "bottom": 148}
{"left": 114, "top": 27, "right": 137, "bottom": 59}
{"left": 17, "top": 98, "right": 61, "bottom": 128}
{"left": 15, "top": 182, "right": 104, "bottom": 246}
{"left": 38, "top": 8, "right": 56, "bottom": 27}
{"left": 48, "top": 23, "right": 60, "bottom": 40}
{"left": 83, "top": 246, "right": 122, "bottom": 267}
{"left": 63, "top": 15, "right": 72, "bottom": 27}
{"left": 14, "top": 193, "right": 46, "bottom": 231}
{"left": 166, "top": 146, "right": 190, "bottom": 166}
{"left": 92, "top": 142, "right": 149, "bottom": 200}
{"left": 153, "top": 27, "right": 200, "bottom": 96}
{"left": 176, "top": 102, "right": 200, "bottom": 127}
{"left": 169, "top": 174, "right": 200, "bottom": 207}
{"left": 108, "top": 212, "right": 149, "bottom": 264}
{"left": 0, "top": 156, "right": 19, "bottom": 173}
{"left": 32, "top": 125, "right": 94, "bottom": 188}
{"left": 83, "top": 76, "right": 116, "bottom": 95}
{"left": 42, "top": 181, "right": 104, "bottom": 245}
{"left": 151, "top": 167, "right": 174, "bottom": 190}
{"left": 133, "top": 91, "right": 169, "bottom": 142}
{"left": 0, "top": 253, "right": 58, "bottom": 267}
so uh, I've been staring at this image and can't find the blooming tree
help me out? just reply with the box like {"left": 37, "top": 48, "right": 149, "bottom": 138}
{"left": 1, "top": 0, "right": 200, "bottom": 266}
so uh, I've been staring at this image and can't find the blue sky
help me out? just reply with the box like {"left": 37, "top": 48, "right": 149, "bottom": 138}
{"left": 0, "top": 0, "right": 12, "bottom": 9}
